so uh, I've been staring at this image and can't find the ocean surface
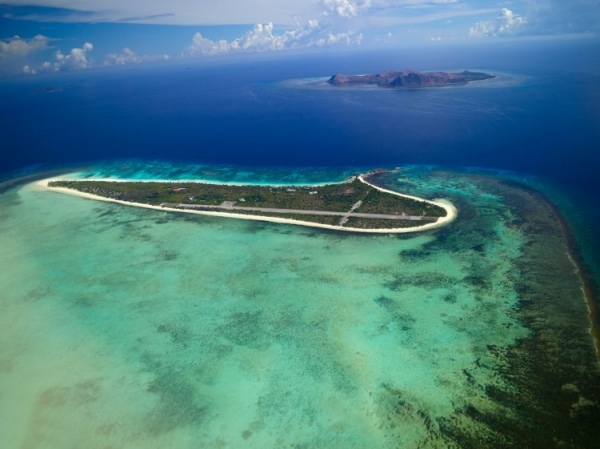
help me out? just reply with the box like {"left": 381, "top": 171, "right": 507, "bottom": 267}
{"left": 1, "top": 39, "right": 600, "bottom": 448}
{"left": 2, "top": 39, "right": 600, "bottom": 276}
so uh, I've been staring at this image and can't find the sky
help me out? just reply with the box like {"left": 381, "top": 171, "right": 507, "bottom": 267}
{"left": 1, "top": 1, "right": 599, "bottom": 75}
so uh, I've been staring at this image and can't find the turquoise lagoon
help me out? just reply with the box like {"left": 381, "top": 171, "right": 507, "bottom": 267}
{"left": 0, "top": 164, "right": 598, "bottom": 448}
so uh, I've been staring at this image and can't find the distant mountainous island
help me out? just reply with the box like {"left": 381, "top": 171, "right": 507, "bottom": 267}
{"left": 328, "top": 70, "right": 495, "bottom": 88}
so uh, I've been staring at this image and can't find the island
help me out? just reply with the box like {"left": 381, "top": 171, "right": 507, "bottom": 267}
{"left": 328, "top": 69, "right": 495, "bottom": 88}
{"left": 44, "top": 172, "right": 457, "bottom": 233}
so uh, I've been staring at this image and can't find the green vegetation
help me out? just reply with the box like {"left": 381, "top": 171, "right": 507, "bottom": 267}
{"left": 343, "top": 217, "right": 433, "bottom": 229}
{"left": 359, "top": 188, "right": 446, "bottom": 217}
{"left": 48, "top": 175, "right": 447, "bottom": 230}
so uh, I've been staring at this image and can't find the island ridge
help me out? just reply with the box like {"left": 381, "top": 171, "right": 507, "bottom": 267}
{"left": 328, "top": 69, "right": 495, "bottom": 88}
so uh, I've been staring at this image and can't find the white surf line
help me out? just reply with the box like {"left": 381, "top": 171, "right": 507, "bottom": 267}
{"left": 358, "top": 174, "right": 457, "bottom": 229}
{"left": 34, "top": 176, "right": 456, "bottom": 234}
{"left": 57, "top": 174, "right": 352, "bottom": 188}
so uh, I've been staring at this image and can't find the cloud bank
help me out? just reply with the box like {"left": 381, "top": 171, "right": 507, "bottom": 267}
{"left": 104, "top": 48, "right": 170, "bottom": 66}
{"left": 19, "top": 42, "right": 170, "bottom": 74}
{"left": 2, "top": 1, "right": 598, "bottom": 75}
{"left": 1, "top": 34, "right": 51, "bottom": 73}
{"left": 323, "top": 0, "right": 368, "bottom": 18}
{"left": 469, "top": 8, "right": 526, "bottom": 38}
{"left": 0, "top": 34, "right": 49, "bottom": 57}
{"left": 186, "top": 20, "right": 361, "bottom": 56}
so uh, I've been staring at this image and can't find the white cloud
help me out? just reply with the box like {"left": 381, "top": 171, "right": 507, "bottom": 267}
{"left": 1, "top": 34, "right": 51, "bottom": 74}
{"left": 104, "top": 47, "right": 170, "bottom": 65}
{"left": 0, "top": 35, "right": 49, "bottom": 58}
{"left": 187, "top": 20, "right": 361, "bottom": 56}
{"left": 470, "top": 8, "right": 526, "bottom": 38}
{"left": 232, "top": 22, "right": 287, "bottom": 51}
{"left": 0, "top": 0, "right": 465, "bottom": 26}
{"left": 188, "top": 33, "right": 230, "bottom": 56}
{"left": 38, "top": 43, "right": 171, "bottom": 72}
{"left": 321, "top": 0, "right": 462, "bottom": 18}
{"left": 55, "top": 42, "right": 94, "bottom": 69}
{"left": 323, "top": 0, "right": 370, "bottom": 18}
{"left": 37, "top": 42, "right": 94, "bottom": 72}
{"left": 16, "top": 43, "right": 171, "bottom": 75}
{"left": 2, "top": 0, "right": 598, "bottom": 42}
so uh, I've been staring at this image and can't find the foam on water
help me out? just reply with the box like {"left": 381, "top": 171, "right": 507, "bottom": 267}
{"left": 0, "top": 165, "right": 593, "bottom": 448}
{"left": 74, "top": 160, "right": 359, "bottom": 186}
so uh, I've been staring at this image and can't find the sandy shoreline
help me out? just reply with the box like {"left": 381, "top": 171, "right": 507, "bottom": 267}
{"left": 34, "top": 175, "right": 457, "bottom": 234}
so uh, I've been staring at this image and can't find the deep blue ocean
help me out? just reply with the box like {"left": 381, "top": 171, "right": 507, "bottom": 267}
{"left": 1, "top": 39, "right": 600, "bottom": 284}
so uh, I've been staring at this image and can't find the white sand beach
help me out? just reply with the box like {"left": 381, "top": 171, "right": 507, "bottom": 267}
{"left": 34, "top": 176, "right": 457, "bottom": 234}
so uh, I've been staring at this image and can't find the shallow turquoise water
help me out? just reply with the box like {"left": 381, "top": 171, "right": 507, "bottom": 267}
{"left": 74, "top": 160, "right": 360, "bottom": 185}
{"left": 0, "top": 165, "right": 578, "bottom": 448}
